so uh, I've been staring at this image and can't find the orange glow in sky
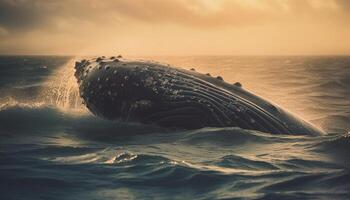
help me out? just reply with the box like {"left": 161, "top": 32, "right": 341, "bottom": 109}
{"left": 0, "top": 0, "right": 350, "bottom": 55}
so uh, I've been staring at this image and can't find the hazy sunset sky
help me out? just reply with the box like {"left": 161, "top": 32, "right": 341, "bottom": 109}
{"left": 0, "top": 0, "right": 350, "bottom": 55}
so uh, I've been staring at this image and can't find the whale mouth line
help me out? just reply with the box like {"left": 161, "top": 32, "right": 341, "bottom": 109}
{"left": 74, "top": 56, "right": 324, "bottom": 136}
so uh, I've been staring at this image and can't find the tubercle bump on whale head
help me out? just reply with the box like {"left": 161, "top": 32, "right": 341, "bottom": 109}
{"left": 74, "top": 56, "right": 162, "bottom": 120}
{"left": 74, "top": 59, "right": 90, "bottom": 83}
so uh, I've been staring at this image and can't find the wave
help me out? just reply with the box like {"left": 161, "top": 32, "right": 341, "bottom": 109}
{"left": 3, "top": 143, "right": 347, "bottom": 200}
{"left": 1, "top": 105, "right": 349, "bottom": 200}
{"left": 0, "top": 103, "right": 173, "bottom": 145}
{"left": 312, "top": 114, "right": 350, "bottom": 133}
{"left": 311, "top": 133, "right": 350, "bottom": 165}
{"left": 259, "top": 169, "right": 350, "bottom": 200}
{"left": 314, "top": 80, "right": 349, "bottom": 91}
{"left": 1, "top": 56, "right": 350, "bottom": 200}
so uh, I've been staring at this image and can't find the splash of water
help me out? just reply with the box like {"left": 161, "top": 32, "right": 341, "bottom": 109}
{"left": 40, "top": 57, "right": 87, "bottom": 114}
{"left": 0, "top": 96, "right": 46, "bottom": 111}
{"left": 0, "top": 57, "right": 88, "bottom": 114}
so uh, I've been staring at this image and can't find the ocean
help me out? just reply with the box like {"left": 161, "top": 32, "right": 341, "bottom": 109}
{"left": 0, "top": 55, "right": 349, "bottom": 200}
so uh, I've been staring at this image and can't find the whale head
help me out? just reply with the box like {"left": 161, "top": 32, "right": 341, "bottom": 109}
{"left": 74, "top": 57, "right": 172, "bottom": 122}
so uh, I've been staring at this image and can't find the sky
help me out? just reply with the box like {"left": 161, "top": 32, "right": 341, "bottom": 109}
{"left": 0, "top": 0, "right": 350, "bottom": 55}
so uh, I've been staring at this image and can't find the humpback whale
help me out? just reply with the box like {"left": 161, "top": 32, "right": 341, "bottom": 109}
{"left": 74, "top": 56, "right": 323, "bottom": 135}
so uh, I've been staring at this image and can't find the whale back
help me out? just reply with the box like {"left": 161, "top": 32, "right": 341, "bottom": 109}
{"left": 75, "top": 57, "right": 323, "bottom": 135}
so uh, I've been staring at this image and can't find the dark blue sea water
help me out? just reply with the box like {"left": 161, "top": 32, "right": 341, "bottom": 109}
{"left": 0, "top": 56, "right": 350, "bottom": 200}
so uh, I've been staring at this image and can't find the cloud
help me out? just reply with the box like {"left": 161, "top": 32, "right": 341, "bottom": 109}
{"left": 0, "top": 0, "right": 350, "bottom": 55}
{"left": 0, "top": 0, "right": 349, "bottom": 32}
{"left": 102, "top": 0, "right": 270, "bottom": 27}
{"left": 0, "top": 0, "right": 54, "bottom": 30}
{"left": 0, "top": 0, "right": 267, "bottom": 32}
{"left": 335, "top": 0, "right": 350, "bottom": 10}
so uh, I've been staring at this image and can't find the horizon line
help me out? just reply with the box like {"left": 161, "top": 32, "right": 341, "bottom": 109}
{"left": 1, "top": 53, "right": 350, "bottom": 57}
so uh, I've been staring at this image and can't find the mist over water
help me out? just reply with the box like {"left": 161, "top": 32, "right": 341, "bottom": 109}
{"left": 0, "top": 56, "right": 350, "bottom": 200}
